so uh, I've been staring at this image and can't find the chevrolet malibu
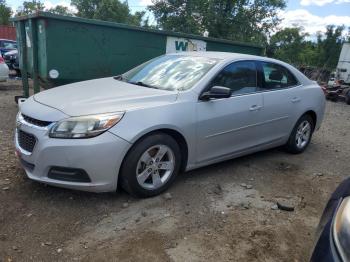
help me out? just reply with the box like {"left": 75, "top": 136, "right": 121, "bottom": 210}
{"left": 15, "top": 52, "right": 326, "bottom": 197}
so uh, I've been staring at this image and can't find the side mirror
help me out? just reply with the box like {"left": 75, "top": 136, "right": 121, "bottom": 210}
{"left": 200, "top": 86, "right": 232, "bottom": 101}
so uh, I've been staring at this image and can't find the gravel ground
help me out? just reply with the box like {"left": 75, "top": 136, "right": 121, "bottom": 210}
{"left": 0, "top": 80, "right": 349, "bottom": 262}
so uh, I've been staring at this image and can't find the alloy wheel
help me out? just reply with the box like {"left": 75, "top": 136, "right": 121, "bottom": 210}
{"left": 136, "top": 144, "right": 175, "bottom": 190}
{"left": 295, "top": 120, "right": 311, "bottom": 149}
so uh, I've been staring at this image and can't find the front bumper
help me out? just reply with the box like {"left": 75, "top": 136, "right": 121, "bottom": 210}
{"left": 15, "top": 122, "right": 131, "bottom": 192}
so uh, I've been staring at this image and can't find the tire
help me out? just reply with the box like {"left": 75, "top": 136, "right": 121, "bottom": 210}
{"left": 345, "top": 91, "right": 350, "bottom": 105}
{"left": 285, "top": 114, "right": 314, "bottom": 154}
{"left": 330, "top": 95, "right": 338, "bottom": 102}
{"left": 15, "top": 69, "right": 21, "bottom": 77}
{"left": 119, "top": 133, "right": 181, "bottom": 198}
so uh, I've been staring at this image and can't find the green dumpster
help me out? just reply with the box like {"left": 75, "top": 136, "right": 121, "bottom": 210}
{"left": 12, "top": 12, "right": 264, "bottom": 97}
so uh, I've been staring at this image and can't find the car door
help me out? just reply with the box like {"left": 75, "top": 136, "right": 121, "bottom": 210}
{"left": 257, "top": 61, "right": 302, "bottom": 144}
{"left": 196, "top": 60, "right": 264, "bottom": 164}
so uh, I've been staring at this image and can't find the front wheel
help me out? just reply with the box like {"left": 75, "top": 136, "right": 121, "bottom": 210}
{"left": 285, "top": 115, "right": 314, "bottom": 154}
{"left": 120, "top": 133, "right": 181, "bottom": 198}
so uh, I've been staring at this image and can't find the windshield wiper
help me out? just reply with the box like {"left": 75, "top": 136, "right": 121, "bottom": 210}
{"left": 128, "top": 81, "right": 158, "bottom": 89}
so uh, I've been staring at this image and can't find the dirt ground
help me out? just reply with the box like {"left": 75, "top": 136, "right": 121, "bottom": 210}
{"left": 0, "top": 80, "right": 349, "bottom": 262}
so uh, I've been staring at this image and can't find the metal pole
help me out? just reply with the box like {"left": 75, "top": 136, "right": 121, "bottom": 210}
{"left": 17, "top": 21, "right": 29, "bottom": 98}
{"left": 29, "top": 19, "right": 40, "bottom": 94}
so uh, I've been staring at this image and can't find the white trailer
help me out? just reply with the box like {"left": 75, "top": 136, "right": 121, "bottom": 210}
{"left": 336, "top": 43, "right": 350, "bottom": 84}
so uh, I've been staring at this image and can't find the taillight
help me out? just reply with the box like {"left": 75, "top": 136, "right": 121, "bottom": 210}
{"left": 0, "top": 57, "right": 5, "bottom": 64}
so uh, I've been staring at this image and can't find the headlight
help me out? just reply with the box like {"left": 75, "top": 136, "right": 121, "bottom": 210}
{"left": 333, "top": 196, "right": 350, "bottom": 262}
{"left": 49, "top": 112, "right": 124, "bottom": 138}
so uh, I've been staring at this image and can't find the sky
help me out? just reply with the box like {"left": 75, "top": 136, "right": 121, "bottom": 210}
{"left": 7, "top": 0, "right": 350, "bottom": 37}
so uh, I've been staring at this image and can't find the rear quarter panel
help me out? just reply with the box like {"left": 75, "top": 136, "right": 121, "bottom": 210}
{"left": 298, "top": 82, "right": 326, "bottom": 131}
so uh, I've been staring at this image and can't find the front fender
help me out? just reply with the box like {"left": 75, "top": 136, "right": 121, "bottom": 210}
{"left": 108, "top": 100, "right": 197, "bottom": 169}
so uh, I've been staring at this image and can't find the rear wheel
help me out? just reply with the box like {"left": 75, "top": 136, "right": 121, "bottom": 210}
{"left": 120, "top": 133, "right": 181, "bottom": 198}
{"left": 285, "top": 115, "right": 314, "bottom": 154}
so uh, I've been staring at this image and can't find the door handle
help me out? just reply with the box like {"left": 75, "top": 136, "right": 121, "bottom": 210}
{"left": 291, "top": 97, "right": 301, "bottom": 103}
{"left": 249, "top": 105, "right": 262, "bottom": 111}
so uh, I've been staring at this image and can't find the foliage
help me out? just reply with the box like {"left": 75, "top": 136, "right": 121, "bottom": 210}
{"left": 267, "top": 26, "right": 348, "bottom": 70}
{"left": 93, "top": 0, "right": 131, "bottom": 22}
{"left": 316, "top": 25, "right": 345, "bottom": 70}
{"left": 148, "top": 0, "right": 204, "bottom": 35}
{"left": 14, "top": 0, "right": 144, "bottom": 25}
{"left": 0, "top": 0, "right": 11, "bottom": 25}
{"left": 267, "top": 27, "right": 312, "bottom": 65}
{"left": 149, "top": 0, "right": 286, "bottom": 43}
{"left": 46, "top": 5, "right": 74, "bottom": 16}
{"left": 15, "top": 1, "right": 73, "bottom": 16}
{"left": 148, "top": 0, "right": 348, "bottom": 70}
{"left": 70, "top": 0, "right": 99, "bottom": 19}
{"left": 16, "top": 0, "right": 44, "bottom": 16}
{"left": 71, "top": 0, "right": 145, "bottom": 26}
{"left": 10, "top": 0, "right": 350, "bottom": 71}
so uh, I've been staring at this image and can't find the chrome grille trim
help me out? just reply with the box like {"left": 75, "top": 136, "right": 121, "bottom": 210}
{"left": 22, "top": 114, "right": 52, "bottom": 127}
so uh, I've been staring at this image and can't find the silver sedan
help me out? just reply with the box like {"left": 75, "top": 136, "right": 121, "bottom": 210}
{"left": 15, "top": 52, "right": 326, "bottom": 197}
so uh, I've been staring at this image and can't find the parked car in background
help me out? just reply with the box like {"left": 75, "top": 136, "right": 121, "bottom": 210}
{"left": 4, "top": 49, "right": 20, "bottom": 75}
{"left": 0, "top": 56, "right": 9, "bottom": 81}
{"left": 15, "top": 52, "right": 326, "bottom": 197}
{"left": 310, "top": 177, "right": 350, "bottom": 261}
{"left": 0, "top": 39, "right": 17, "bottom": 57}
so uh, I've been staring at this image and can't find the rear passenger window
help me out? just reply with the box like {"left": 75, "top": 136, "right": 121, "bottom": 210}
{"left": 261, "top": 62, "right": 299, "bottom": 90}
{"left": 210, "top": 61, "right": 257, "bottom": 95}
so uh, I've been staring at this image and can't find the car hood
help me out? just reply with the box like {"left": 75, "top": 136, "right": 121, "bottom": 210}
{"left": 34, "top": 77, "right": 178, "bottom": 116}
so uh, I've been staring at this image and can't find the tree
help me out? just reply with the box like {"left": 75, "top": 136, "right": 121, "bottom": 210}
{"left": 148, "top": 0, "right": 205, "bottom": 35}
{"left": 267, "top": 26, "right": 349, "bottom": 70}
{"left": 47, "top": 5, "right": 73, "bottom": 16}
{"left": 316, "top": 25, "right": 345, "bottom": 70}
{"left": 16, "top": 0, "right": 44, "bottom": 16}
{"left": 71, "top": 0, "right": 100, "bottom": 19}
{"left": 267, "top": 27, "right": 311, "bottom": 65}
{"left": 71, "top": 0, "right": 145, "bottom": 26}
{"left": 148, "top": 0, "right": 286, "bottom": 43}
{"left": 94, "top": 0, "right": 130, "bottom": 23}
{"left": 128, "top": 11, "right": 146, "bottom": 26}
{"left": 0, "top": 0, "right": 11, "bottom": 25}
{"left": 204, "top": 0, "right": 285, "bottom": 42}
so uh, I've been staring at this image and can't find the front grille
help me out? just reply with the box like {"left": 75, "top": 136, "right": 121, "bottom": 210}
{"left": 18, "top": 130, "right": 36, "bottom": 153}
{"left": 22, "top": 114, "right": 52, "bottom": 127}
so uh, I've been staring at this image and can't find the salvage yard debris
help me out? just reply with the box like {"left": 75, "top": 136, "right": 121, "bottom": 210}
{"left": 276, "top": 201, "right": 295, "bottom": 212}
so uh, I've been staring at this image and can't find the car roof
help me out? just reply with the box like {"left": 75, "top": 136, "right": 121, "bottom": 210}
{"left": 174, "top": 51, "right": 284, "bottom": 64}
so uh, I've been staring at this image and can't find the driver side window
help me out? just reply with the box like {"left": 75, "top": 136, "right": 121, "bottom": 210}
{"left": 210, "top": 61, "right": 257, "bottom": 96}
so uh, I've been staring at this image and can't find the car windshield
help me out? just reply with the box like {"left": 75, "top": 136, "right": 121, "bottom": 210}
{"left": 3, "top": 41, "right": 17, "bottom": 49}
{"left": 121, "top": 55, "right": 219, "bottom": 91}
